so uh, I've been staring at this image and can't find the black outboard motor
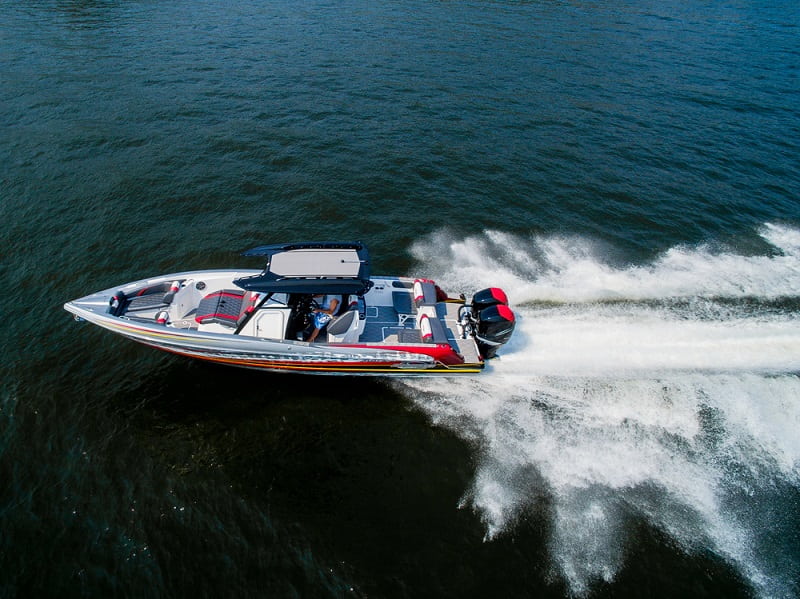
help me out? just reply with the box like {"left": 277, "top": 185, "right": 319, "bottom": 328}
{"left": 471, "top": 288, "right": 516, "bottom": 359}
{"left": 471, "top": 287, "right": 509, "bottom": 317}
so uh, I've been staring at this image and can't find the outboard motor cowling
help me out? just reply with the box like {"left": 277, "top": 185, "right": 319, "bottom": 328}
{"left": 476, "top": 303, "right": 515, "bottom": 359}
{"left": 471, "top": 287, "right": 509, "bottom": 318}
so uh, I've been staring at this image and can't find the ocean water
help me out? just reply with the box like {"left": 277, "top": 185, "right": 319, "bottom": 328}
{"left": 1, "top": 1, "right": 799, "bottom": 597}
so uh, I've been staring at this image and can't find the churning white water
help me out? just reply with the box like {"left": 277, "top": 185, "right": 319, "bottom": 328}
{"left": 396, "top": 224, "right": 800, "bottom": 597}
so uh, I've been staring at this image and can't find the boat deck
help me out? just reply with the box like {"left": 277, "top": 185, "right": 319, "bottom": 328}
{"left": 361, "top": 302, "right": 481, "bottom": 365}
{"left": 361, "top": 305, "right": 415, "bottom": 342}
{"left": 83, "top": 271, "right": 484, "bottom": 366}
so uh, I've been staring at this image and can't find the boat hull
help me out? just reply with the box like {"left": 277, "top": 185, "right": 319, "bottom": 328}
{"left": 64, "top": 271, "right": 485, "bottom": 376}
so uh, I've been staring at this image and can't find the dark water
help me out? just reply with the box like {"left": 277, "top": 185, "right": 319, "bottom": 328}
{"left": 2, "top": 1, "right": 799, "bottom": 597}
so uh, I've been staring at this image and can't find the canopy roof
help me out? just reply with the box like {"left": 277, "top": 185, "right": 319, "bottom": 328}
{"left": 234, "top": 241, "right": 372, "bottom": 294}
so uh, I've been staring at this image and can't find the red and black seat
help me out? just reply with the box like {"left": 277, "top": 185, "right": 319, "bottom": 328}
{"left": 195, "top": 290, "right": 247, "bottom": 327}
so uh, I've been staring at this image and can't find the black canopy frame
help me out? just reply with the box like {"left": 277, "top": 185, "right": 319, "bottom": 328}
{"left": 234, "top": 241, "right": 372, "bottom": 295}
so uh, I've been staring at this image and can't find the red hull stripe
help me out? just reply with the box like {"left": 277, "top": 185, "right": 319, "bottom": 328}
{"left": 105, "top": 319, "right": 475, "bottom": 369}
{"left": 155, "top": 347, "right": 483, "bottom": 373}
{"left": 334, "top": 343, "right": 466, "bottom": 365}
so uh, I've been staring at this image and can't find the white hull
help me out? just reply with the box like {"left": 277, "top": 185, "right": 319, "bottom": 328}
{"left": 65, "top": 270, "right": 485, "bottom": 375}
{"left": 65, "top": 242, "right": 515, "bottom": 376}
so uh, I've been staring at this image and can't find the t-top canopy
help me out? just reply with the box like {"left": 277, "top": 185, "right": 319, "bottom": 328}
{"left": 233, "top": 241, "right": 372, "bottom": 295}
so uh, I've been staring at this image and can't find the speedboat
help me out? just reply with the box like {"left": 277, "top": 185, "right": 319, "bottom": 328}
{"left": 64, "top": 241, "right": 515, "bottom": 375}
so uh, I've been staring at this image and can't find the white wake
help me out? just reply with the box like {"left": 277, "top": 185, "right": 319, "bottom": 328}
{"left": 395, "top": 223, "right": 800, "bottom": 598}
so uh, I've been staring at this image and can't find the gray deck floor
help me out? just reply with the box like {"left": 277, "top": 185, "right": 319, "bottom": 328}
{"left": 361, "top": 305, "right": 414, "bottom": 343}
{"left": 361, "top": 303, "right": 482, "bottom": 364}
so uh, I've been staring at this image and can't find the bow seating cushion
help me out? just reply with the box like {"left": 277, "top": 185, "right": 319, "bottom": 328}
{"left": 195, "top": 290, "right": 246, "bottom": 327}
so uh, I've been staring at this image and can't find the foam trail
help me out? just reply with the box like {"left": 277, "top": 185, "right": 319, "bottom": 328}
{"left": 411, "top": 223, "right": 800, "bottom": 303}
{"left": 397, "top": 224, "right": 800, "bottom": 598}
{"left": 508, "top": 305, "right": 800, "bottom": 376}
